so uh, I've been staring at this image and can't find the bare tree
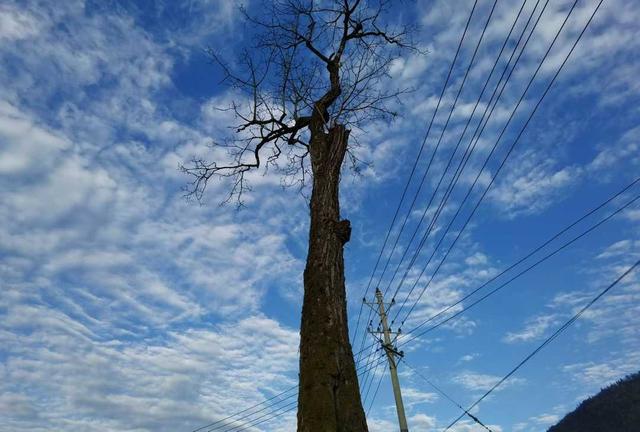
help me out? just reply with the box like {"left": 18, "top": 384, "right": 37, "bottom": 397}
{"left": 182, "top": 1, "right": 413, "bottom": 430}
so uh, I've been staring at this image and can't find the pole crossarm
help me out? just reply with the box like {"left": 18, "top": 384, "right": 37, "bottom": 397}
{"left": 363, "top": 288, "right": 410, "bottom": 432}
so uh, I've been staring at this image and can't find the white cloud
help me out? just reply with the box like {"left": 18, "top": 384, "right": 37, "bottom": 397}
{"left": 465, "top": 252, "right": 488, "bottom": 266}
{"left": 530, "top": 413, "right": 560, "bottom": 425}
{"left": 0, "top": 101, "right": 70, "bottom": 175}
{"left": 0, "top": 3, "right": 309, "bottom": 431}
{"left": 393, "top": 241, "right": 498, "bottom": 342}
{"left": 588, "top": 126, "right": 640, "bottom": 173}
{"left": 403, "top": 387, "right": 439, "bottom": 407}
{"left": 459, "top": 353, "right": 480, "bottom": 363}
{"left": 489, "top": 150, "right": 580, "bottom": 218}
{"left": 1, "top": 1, "right": 639, "bottom": 431}
{"left": 453, "top": 371, "right": 526, "bottom": 393}
{"left": 562, "top": 350, "right": 640, "bottom": 389}
{"left": 624, "top": 208, "right": 640, "bottom": 221}
{"left": 447, "top": 419, "right": 504, "bottom": 432}
{"left": 390, "top": 54, "right": 430, "bottom": 82}
{"left": 595, "top": 239, "right": 640, "bottom": 260}
{"left": 552, "top": 240, "right": 640, "bottom": 345}
{"left": 0, "top": 4, "right": 39, "bottom": 41}
{"left": 503, "top": 314, "right": 558, "bottom": 343}
{"left": 0, "top": 309, "right": 299, "bottom": 432}
{"left": 368, "top": 417, "right": 399, "bottom": 432}
{"left": 408, "top": 412, "right": 438, "bottom": 430}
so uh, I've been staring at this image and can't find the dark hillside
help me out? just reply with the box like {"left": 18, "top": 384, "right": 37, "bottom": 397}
{"left": 547, "top": 371, "right": 640, "bottom": 432}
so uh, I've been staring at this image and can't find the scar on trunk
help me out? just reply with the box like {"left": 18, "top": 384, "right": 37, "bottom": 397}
{"left": 334, "top": 219, "right": 351, "bottom": 244}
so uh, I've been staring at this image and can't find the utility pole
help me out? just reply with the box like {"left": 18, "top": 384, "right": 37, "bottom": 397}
{"left": 365, "top": 288, "right": 409, "bottom": 432}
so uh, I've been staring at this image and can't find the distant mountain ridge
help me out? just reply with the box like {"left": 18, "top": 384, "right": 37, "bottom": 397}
{"left": 547, "top": 371, "right": 640, "bottom": 432}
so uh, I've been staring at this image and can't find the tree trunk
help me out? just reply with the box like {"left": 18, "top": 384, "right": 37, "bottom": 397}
{"left": 297, "top": 124, "right": 369, "bottom": 432}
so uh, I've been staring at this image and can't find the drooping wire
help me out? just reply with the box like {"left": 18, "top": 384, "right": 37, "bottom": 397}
{"left": 358, "top": 0, "right": 537, "bottom": 384}
{"left": 387, "top": 0, "right": 551, "bottom": 320}
{"left": 224, "top": 400, "right": 298, "bottom": 432}
{"left": 366, "top": 368, "right": 386, "bottom": 416}
{"left": 393, "top": 0, "right": 584, "bottom": 328}
{"left": 359, "top": 336, "right": 385, "bottom": 394}
{"left": 361, "top": 350, "right": 385, "bottom": 408}
{"left": 225, "top": 359, "right": 394, "bottom": 432}
{"left": 444, "top": 256, "right": 638, "bottom": 431}
{"left": 194, "top": 345, "right": 385, "bottom": 432}
{"left": 401, "top": 358, "right": 493, "bottom": 432}
{"left": 191, "top": 385, "right": 297, "bottom": 432}
{"left": 352, "top": 192, "right": 640, "bottom": 430}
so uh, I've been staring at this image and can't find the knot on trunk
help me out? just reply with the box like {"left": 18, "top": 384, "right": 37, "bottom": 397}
{"left": 334, "top": 219, "right": 351, "bottom": 244}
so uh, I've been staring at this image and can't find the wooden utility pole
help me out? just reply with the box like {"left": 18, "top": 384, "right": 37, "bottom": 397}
{"left": 366, "top": 288, "right": 409, "bottom": 432}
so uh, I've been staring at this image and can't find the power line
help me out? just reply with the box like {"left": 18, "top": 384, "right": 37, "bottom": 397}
{"left": 402, "top": 190, "right": 640, "bottom": 346}
{"left": 355, "top": 180, "right": 640, "bottom": 370}
{"left": 401, "top": 358, "right": 493, "bottom": 432}
{"left": 385, "top": 0, "right": 548, "bottom": 315}
{"left": 203, "top": 397, "right": 297, "bottom": 432}
{"left": 352, "top": 188, "right": 638, "bottom": 429}
{"left": 194, "top": 346, "right": 385, "bottom": 432}
{"left": 356, "top": 341, "right": 386, "bottom": 396}
{"left": 356, "top": 0, "right": 548, "bottom": 379}
{"left": 388, "top": 0, "right": 551, "bottom": 324}
{"left": 393, "top": 0, "right": 585, "bottom": 328}
{"left": 222, "top": 352, "right": 386, "bottom": 432}
{"left": 191, "top": 385, "right": 297, "bottom": 432}
{"left": 361, "top": 351, "right": 385, "bottom": 409}
{"left": 443, "top": 256, "right": 639, "bottom": 431}
{"left": 378, "top": 0, "right": 500, "bottom": 302}
{"left": 358, "top": 340, "right": 378, "bottom": 392}
{"left": 401, "top": 178, "right": 640, "bottom": 343}
{"left": 375, "top": 0, "right": 516, "bottom": 317}
{"left": 366, "top": 368, "right": 386, "bottom": 416}
{"left": 354, "top": 0, "right": 481, "bottom": 378}
{"left": 360, "top": 343, "right": 385, "bottom": 395}
{"left": 362, "top": 0, "right": 549, "bottom": 384}
{"left": 351, "top": 0, "right": 481, "bottom": 349}
{"left": 224, "top": 400, "right": 298, "bottom": 432}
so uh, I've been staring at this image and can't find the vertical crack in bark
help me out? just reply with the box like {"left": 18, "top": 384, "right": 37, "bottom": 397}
{"left": 332, "top": 370, "right": 341, "bottom": 429}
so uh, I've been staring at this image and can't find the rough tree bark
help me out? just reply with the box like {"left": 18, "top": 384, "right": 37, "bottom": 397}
{"left": 298, "top": 123, "right": 368, "bottom": 431}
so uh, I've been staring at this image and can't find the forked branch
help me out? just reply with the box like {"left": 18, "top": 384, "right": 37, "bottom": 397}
{"left": 182, "top": 0, "right": 416, "bottom": 204}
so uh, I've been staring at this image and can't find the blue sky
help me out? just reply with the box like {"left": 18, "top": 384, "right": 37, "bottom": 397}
{"left": 0, "top": 0, "right": 638, "bottom": 431}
